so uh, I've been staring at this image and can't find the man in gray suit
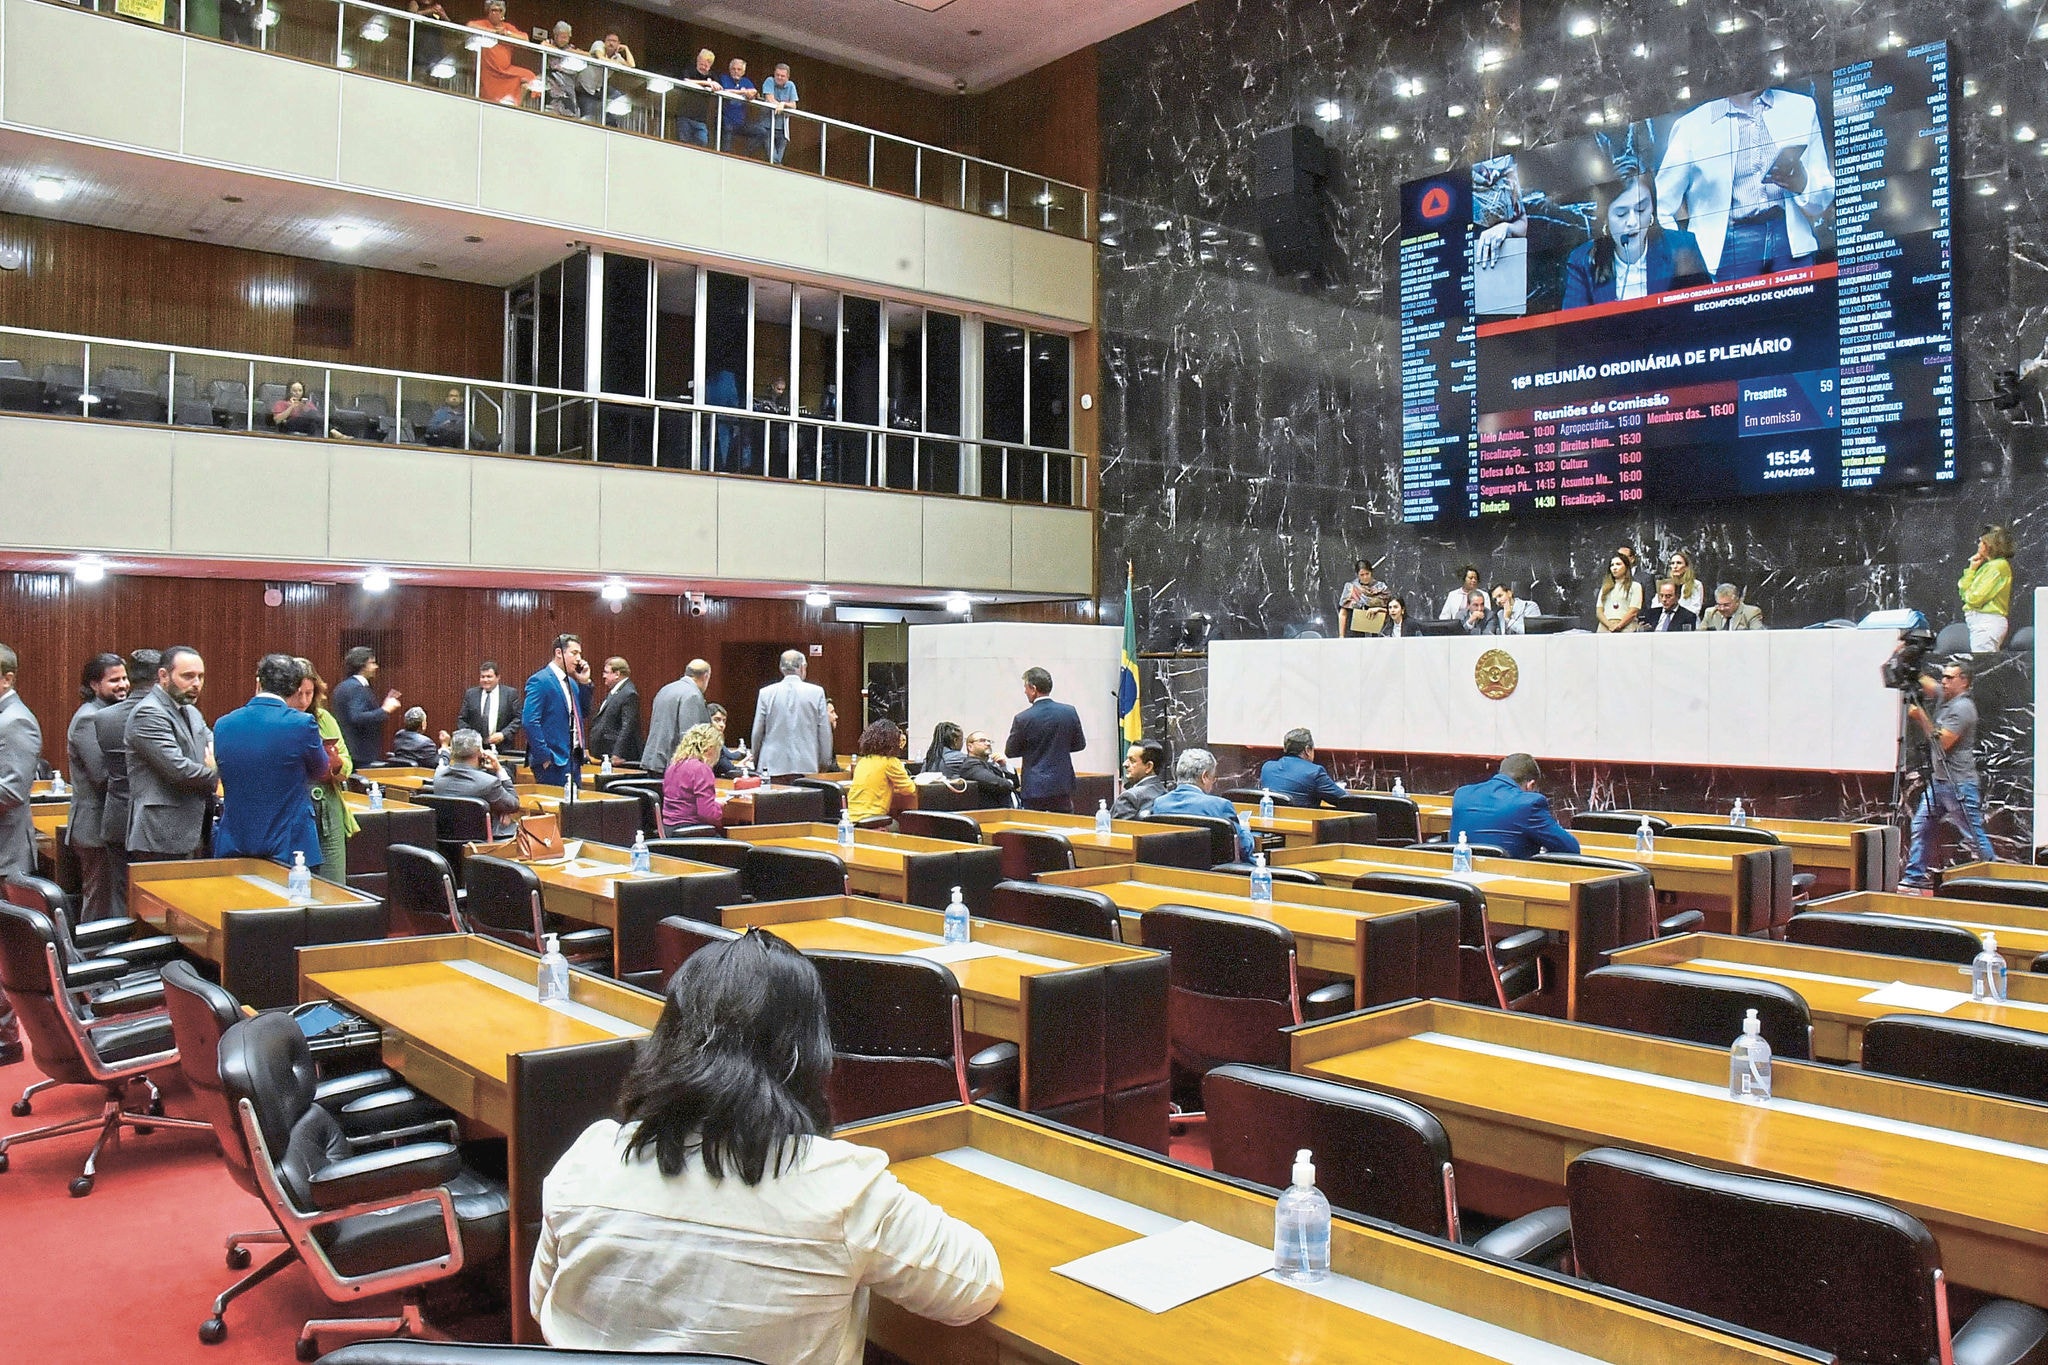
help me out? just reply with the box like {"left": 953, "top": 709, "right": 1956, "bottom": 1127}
{"left": 430, "top": 729, "right": 524, "bottom": 836}
{"left": 751, "top": 650, "right": 834, "bottom": 779}
{"left": 67, "top": 652, "right": 131, "bottom": 921}
{"left": 124, "top": 645, "right": 217, "bottom": 861}
{"left": 0, "top": 643, "right": 41, "bottom": 1064}
{"left": 642, "top": 658, "right": 713, "bottom": 776}
{"left": 94, "top": 647, "right": 160, "bottom": 915}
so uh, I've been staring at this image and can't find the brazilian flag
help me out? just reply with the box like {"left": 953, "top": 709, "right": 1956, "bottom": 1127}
{"left": 1118, "top": 564, "right": 1142, "bottom": 760}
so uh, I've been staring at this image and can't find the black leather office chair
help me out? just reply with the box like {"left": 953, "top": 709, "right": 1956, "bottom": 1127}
{"left": 460, "top": 855, "right": 614, "bottom": 972}
{"left": 1532, "top": 852, "right": 1705, "bottom": 942}
{"left": 1203, "top": 1064, "right": 1572, "bottom": 1262}
{"left": 787, "top": 777, "right": 845, "bottom": 819}
{"left": 991, "top": 828, "right": 1076, "bottom": 879}
{"left": 1351, "top": 871, "right": 1546, "bottom": 1010}
{"left": 1220, "top": 787, "right": 1305, "bottom": 808}
{"left": 808, "top": 951, "right": 1018, "bottom": 1124}
{"left": 1143, "top": 813, "right": 1243, "bottom": 867}
{"left": 648, "top": 837, "right": 753, "bottom": 874}
{"left": 212, "top": 1012, "right": 509, "bottom": 1358}
{"left": 0, "top": 901, "right": 211, "bottom": 1193}
{"left": 1936, "top": 876, "right": 2048, "bottom": 910}
{"left": 1579, "top": 964, "right": 1812, "bottom": 1059}
{"left": 1668, "top": 824, "right": 1818, "bottom": 905}
{"left": 319, "top": 1340, "right": 767, "bottom": 1363}
{"left": 1786, "top": 910, "right": 1984, "bottom": 964}
{"left": 411, "top": 793, "right": 493, "bottom": 875}
{"left": 896, "top": 810, "right": 984, "bottom": 844}
{"left": 1566, "top": 1146, "right": 2048, "bottom": 1365}
{"left": 1860, "top": 1014, "right": 2048, "bottom": 1104}
{"left": 4, "top": 871, "right": 182, "bottom": 974}
{"left": 985, "top": 880, "right": 1123, "bottom": 941}
{"left": 610, "top": 871, "right": 741, "bottom": 989}
{"left": 1331, "top": 791, "right": 1420, "bottom": 845}
{"left": 1572, "top": 811, "right": 1673, "bottom": 837}
{"left": 654, "top": 917, "right": 743, "bottom": 981}
{"left": 386, "top": 844, "right": 467, "bottom": 936}
{"left": 1208, "top": 862, "right": 1324, "bottom": 886}
{"left": 741, "top": 846, "right": 846, "bottom": 902}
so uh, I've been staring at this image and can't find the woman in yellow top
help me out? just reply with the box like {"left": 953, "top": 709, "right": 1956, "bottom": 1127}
{"left": 1959, "top": 525, "right": 2015, "bottom": 653}
{"left": 293, "top": 656, "right": 356, "bottom": 880}
{"left": 845, "top": 719, "right": 916, "bottom": 826}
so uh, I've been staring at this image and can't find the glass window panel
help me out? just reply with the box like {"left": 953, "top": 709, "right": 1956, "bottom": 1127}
{"left": 704, "top": 272, "right": 754, "bottom": 472}
{"left": 653, "top": 262, "right": 698, "bottom": 406}
{"left": 752, "top": 279, "right": 793, "bottom": 410}
{"left": 596, "top": 403, "right": 654, "bottom": 466}
{"left": 507, "top": 281, "right": 537, "bottom": 388}
{"left": 926, "top": 312, "right": 961, "bottom": 435}
{"left": 560, "top": 254, "right": 589, "bottom": 393}
{"left": 834, "top": 296, "right": 881, "bottom": 486}
{"left": 535, "top": 264, "right": 562, "bottom": 391}
{"left": 982, "top": 323, "right": 1025, "bottom": 443}
{"left": 599, "top": 253, "right": 650, "bottom": 397}
{"left": 1029, "top": 332, "right": 1071, "bottom": 450}
{"left": 796, "top": 287, "right": 837, "bottom": 482}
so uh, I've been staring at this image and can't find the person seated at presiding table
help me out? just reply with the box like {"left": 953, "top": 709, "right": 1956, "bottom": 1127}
{"left": 430, "top": 728, "right": 523, "bottom": 836}
{"left": 660, "top": 723, "right": 727, "bottom": 835}
{"left": 1149, "top": 747, "right": 1255, "bottom": 859}
{"left": 1640, "top": 578, "right": 1698, "bottom": 632}
{"left": 1257, "top": 727, "right": 1349, "bottom": 806}
{"left": 1111, "top": 739, "right": 1169, "bottom": 819}
{"left": 389, "top": 706, "right": 440, "bottom": 767}
{"left": 1488, "top": 582, "right": 1537, "bottom": 634}
{"left": 1457, "top": 588, "right": 1494, "bottom": 635}
{"left": 1439, "top": 564, "right": 1484, "bottom": 621}
{"left": 534, "top": 930, "right": 1004, "bottom": 1360}
{"left": 1701, "top": 582, "right": 1765, "bottom": 630}
{"left": 847, "top": 719, "right": 917, "bottom": 825}
{"left": 942, "top": 730, "right": 1019, "bottom": 807}
{"left": 1448, "top": 752, "right": 1579, "bottom": 859}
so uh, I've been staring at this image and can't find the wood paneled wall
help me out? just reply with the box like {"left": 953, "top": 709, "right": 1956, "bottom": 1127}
{"left": 959, "top": 48, "right": 1101, "bottom": 191}
{"left": 2, "top": 573, "right": 864, "bottom": 768}
{"left": 0, "top": 213, "right": 505, "bottom": 378}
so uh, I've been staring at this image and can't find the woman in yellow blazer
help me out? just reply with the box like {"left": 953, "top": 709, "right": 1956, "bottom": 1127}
{"left": 845, "top": 719, "right": 917, "bottom": 825}
{"left": 1959, "top": 524, "right": 2014, "bottom": 653}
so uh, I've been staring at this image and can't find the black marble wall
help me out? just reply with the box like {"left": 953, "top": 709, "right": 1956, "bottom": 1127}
{"left": 1094, "top": 0, "right": 2047, "bottom": 846}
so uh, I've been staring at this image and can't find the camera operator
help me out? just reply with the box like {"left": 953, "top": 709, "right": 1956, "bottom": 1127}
{"left": 1899, "top": 658, "right": 1997, "bottom": 889}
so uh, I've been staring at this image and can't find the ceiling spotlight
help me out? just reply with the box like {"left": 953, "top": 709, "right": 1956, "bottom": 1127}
{"left": 1432, "top": 147, "right": 1451, "bottom": 162}
{"left": 1978, "top": 180, "right": 2001, "bottom": 195}
{"left": 2017, "top": 125, "right": 2037, "bottom": 142}
{"left": 1634, "top": 43, "right": 1650, "bottom": 57}
{"left": 358, "top": 15, "right": 388, "bottom": 40}
{"left": 330, "top": 225, "right": 364, "bottom": 249}
{"left": 1378, "top": 124, "right": 1399, "bottom": 140}
{"left": 804, "top": 589, "right": 832, "bottom": 609}
{"left": 600, "top": 580, "right": 630, "bottom": 602}
{"left": 1477, "top": 48, "right": 1505, "bottom": 72}
{"left": 1714, "top": 16, "right": 1744, "bottom": 33}
{"left": 362, "top": 569, "right": 392, "bottom": 593}
{"left": 945, "top": 592, "right": 972, "bottom": 615}
{"left": 1394, "top": 78, "right": 1423, "bottom": 98}
{"left": 1990, "top": 102, "right": 2007, "bottom": 116}
{"left": 1500, "top": 132, "right": 1524, "bottom": 147}
{"left": 1585, "top": 110, "right": 1607, "bottom": 126}
{"left": 1152, "top": 218, "right": 1174, "bottom": 231}
{"left": 31, "top": 176, "right": 65, "bottom": 203}
{"left": 72, "top": 559, "right": 105, "bottom": 584}
{"left": 1447, "top": 103, "right": 1468, "bottom": 117}
{"left": 1568, "top": 15, "right": 1598, "bottom": 36}
{"left": 1098, "top": 209, "right": 1118, "bottom": 223}
{"left": 1314, "top": 99, "right": 1342, "bottom": 121}
{"left": 1536, "top": 75, "right": 1560, "bottom": 91}
{"left": 428, "top": 57, "right": 457, "bottom": 79}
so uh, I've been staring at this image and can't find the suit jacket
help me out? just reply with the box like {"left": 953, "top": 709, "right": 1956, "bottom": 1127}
{"left": 332, "top": 675, "right": 390, "bottom": 776}
{"left": 942, "top": 750, "right": 1019, "bottom": 804}
{"left": 212, "top": 693, "right": 328, "bottom": 866}
{"left": 750, "top": 675, "right": 833, "bottom": 778}
{"left": 522, "top": 665, "right": 593, "bottom": 777}
{"left": 1004, "top": 698, "right": 1087, "bottom": 800}
{"left": 66, "top": 698, "right": 111, "bottom": 851}
{"left": 389, "top": 729, "right": 442, "bottom": 767}
{"left": 1257, "top": 754, "right": 1349, "bottom": 807}
{"left": 1110, "top": 772, "right": 1168, "bottom": 820}
{"left": 641, "top": 677, "right": 710, "bottom": 774}
{"left": 0, "top": 690, "right": 41, "bottom": 877}
{"left": 1448, "top": 773, "right": 1580, "bottom": 861}
{"left": 1149, "top": 783, "right": 1254, "bottom": 859}
{"left": 1641, "top": 604, "right": 1699, "bottom": 633}
{"left": 1702, "top": 603, "right": 1766, "bottom": 631}
{"left": 428, "top": 762, "right": 525, "bottom": 835}
{"left": 124, "top": 685, "right": 216, "bottom": 855}
{"left": 458, "top": 684, "right": 524, "bottom": 746}
{"left": 589, "top": 679, "right": 643, "bottom": 762}
{"left": 94, "top": 696, "right": 143, "bottom": 848}
{"left": 1560, "top": 228, "right": 1710, "bottom": 308}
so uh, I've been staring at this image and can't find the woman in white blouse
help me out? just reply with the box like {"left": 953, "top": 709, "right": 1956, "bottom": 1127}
{"left": 1594, "top": 554, "right": 1642, "bottom": 632}
{"left": 533, "top": 930, "right": 1003, "bottom": 1364}
{"left": 1439, "top": 564, "right": 1483, "bottom": 620}
{"left": 1668, "top": 548, "right": 1706, "bottom": 618}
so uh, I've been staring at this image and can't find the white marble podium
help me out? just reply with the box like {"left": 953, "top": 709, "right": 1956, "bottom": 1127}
{"left": 1207, "top": 628, "right": 1906, "bottom": 772}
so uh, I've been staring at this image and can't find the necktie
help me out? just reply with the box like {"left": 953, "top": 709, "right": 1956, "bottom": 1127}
{"left": 484, "top": 689, "right": 496, "bottom": 736}
{"left": 564, "top": 675, "right": 583, "bottom": 747}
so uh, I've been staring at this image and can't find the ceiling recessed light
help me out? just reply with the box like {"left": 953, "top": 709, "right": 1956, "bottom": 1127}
{"left": 1378, "top": 124, "right": 1400, "bottom": 140}
{"left": 1153, "top": 218, "right": 1174, "bottom": 230}
{"left": 1098, "top": 209, "right": 1119, "bottom": 223}
{"left": 1635, "top": 43, "right": 1650, "bottom": 57}
{"left": 1432, "top": 147, "right": 1451, "bottom": 162}
{"left": 72, "top": 560, "right": 105, "bottom": 584}
{"left": 1314, "top": 99, "right": 1342, "bottom": 121}
{"left": 600, "top": 581, "right": 630, "bottom": 602}
{"left": 31, "top": 176, "right": 65, "bottom": 203}
{"left": 1536, "top": 75, "right": 1560, "bottom": 91}
{"left": 1990, "top": 102, "right": 2007, "bottom": 116}
{"left": 330, "top": 225, "right": 364, "bottom": 248}
{"left": 1477, "top": 48, "right": 1505, "bottom": 71}
{"left": 804, "top": 589, "right": 832, "bottom": 608}
{"left": 1714, "top": 16, "right": 1744, "bottom": 33}
{"left": 945, "top": 593, "right": 972, "bottom": 615}
{"left": 1447, "top": 103, "right": 1468, "bottom": 117}
{"left": 1500, "top": 132, "right": 1524, "bottom": 147}
{"left": 1978, "top": 180, "right": 2001, "bottom": 195}
{"left": 1568, "top": 15, "right": 1598, "bottom": 36}
{"left": 362, "top": 569, "right": 392, "bottom": 593}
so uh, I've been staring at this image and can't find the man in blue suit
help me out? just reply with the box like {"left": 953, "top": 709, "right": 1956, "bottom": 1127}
{"left": 212, "top": 653, "right": 330, "bottom": 869}
{"left": 1448, "top": 753, "right": 1580, "bottom": 860}
{"left": 522, "top": 633, "right": 594, "bottom": 789}
{"left": 1257, "top": 728, "right": 1349, "bottom": 807}
{"left": 1004, "top": 666, "right": 1087, "bottom": 813}
{"left": 1149, "top": 748, "right": 1255, "bottom": 860}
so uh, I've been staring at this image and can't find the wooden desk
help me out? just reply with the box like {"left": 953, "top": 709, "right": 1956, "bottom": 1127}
{"left": 961, "top": 807, "right": 1191, "bottom": 867}
{"left": 1607, "top": 931, "right": 2048, "bottom": 1062}
{"left": 726, "top": 895, "right": 1159, "bottom": 1044}
{"left": 1230, "top": 802, "right": 1377, "bottom": 849}
{"left": 339, "top": 789, "right": 427, "bottom": 816}
{"left": 1943, "top": 861, "right": 2048, "bottom": 889}
{"left": 845, "top": 1105, "right": 1807, "bottom": 1365}
{"left": 1035, "top": 863, "right": 1454, "bottom": 1002}
{"left": 712, "top": 780, "right": 828, "bottom": 825}
{"left": 298, "top": 934, "right": 661, "bottom": 1342}
{"left": 1631, "top": 808, "right": 1899, "bottom": 894}
{"left": 725, "top": 822, "right": 962, "bottom": 901}
{"left": 358, "top": 766, "right": 439, "bottom": 793}
{"left": 130, "top": 857, "right": 386, "bottom": 1007}
{"left": 1292, "top": 1000, "right": 2048, "bottom": 1303}
{"left": 1573, "top": 829, "right": 1783, "bottom": 933}
{"left": 31, "top": 801, "right": 65, "bottom": 854}
{"left": 1811, "top": 889, "right": 2048, "bottom": 967}
{"left": 1271, "top": 842, "right": 1631, "bottom": 1017}
{"left": 512, "top": 783, "right": 638, "bottom": 815}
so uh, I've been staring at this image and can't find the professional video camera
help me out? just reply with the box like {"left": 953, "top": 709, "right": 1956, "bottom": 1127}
{"left": 1881, "top": 626, "right": 1936, "bottom": 693}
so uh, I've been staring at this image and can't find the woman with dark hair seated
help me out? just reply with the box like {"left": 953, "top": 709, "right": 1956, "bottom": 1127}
{"left": 922, "top": 719, "right": 963, "bottom": 775}
{"left": 1561, "top": 156, "right": 1710, "bottom": 309}
{"left": 846, "top": 718, "right": 916, "bottom": 825}
{"left": 534, "top": 931, "right": 1002, "bottom": 1359}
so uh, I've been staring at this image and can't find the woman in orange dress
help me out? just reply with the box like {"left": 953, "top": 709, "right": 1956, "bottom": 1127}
{"left": 468, "top": 0, "right": 537, "bottom": 105}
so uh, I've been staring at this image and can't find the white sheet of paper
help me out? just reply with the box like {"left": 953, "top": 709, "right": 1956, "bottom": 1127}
{"left": 1860, "top": 980, "right": 1973, "bottom": 1013}
{"left": 1051, "top": 1221, "right": 1273, "bottom": 1314}
{"left": 908, "top": 942, "right": 1005, "bottom": 965}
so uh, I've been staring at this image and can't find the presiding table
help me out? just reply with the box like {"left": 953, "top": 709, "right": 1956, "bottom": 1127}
{"left": 1291, "top": 999, "right": 2048, "bottom": 1303}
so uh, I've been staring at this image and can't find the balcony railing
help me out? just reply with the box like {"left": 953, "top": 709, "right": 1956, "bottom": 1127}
{"left": 41, "top": 0, "right": 1092, "bottom": 241}
{"left": 0, "top": 326, "right": 1087, "bottom": 507}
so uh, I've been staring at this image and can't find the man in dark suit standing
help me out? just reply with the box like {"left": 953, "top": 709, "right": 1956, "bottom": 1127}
{"left": 588, "top": 656, "right": 643, "bottom": 763}
{"left": 457, "top": 661, "right": 522, "bottom": 751}
{"left": 66, "top": 652, "right": 130, "bottom": 921}
{"left": 94, "top": 648, "right": 160, "bottom": 914}
{"left": 0, "top": 643, "right": 34, "bottom": 1064}
{"left": 1448, "top": 753, "right": 1580, "bottom": 860}
{"left": 1640, "top": 578, "right": 1699, "bottom": 633}
{"left": 641, "top": 659, "right": 712, "bottom": 776}
{"left": 333, "top": 646, "right": 401, "bottom": 767}
{"left": 522, "top": 634, "right": 593, "bottom": 788}
{"left": 124, "top": 645, "right": 217, "bottom": 861}
{"left": 1003, "top": 666, "right": 1086, "bottom": 813}
{"left": 211, "top": 654, "right": 330, "bottom": 868}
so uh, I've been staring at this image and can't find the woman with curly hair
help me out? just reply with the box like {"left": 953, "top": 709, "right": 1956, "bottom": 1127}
{"left": 660, "top": 722, "right": 728, "bottom": 834}
{"left": 846, "top": 718, "right": 915, "bottom": 824}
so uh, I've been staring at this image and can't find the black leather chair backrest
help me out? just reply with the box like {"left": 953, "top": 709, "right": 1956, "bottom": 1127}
{"left": 1138, "top": 903, "right": 1297, "bottom": 1075}
{"left": 1572, "top": 811, "right": 1673, "bottom": 837}
{"left": 1666, "top": 823, "right": 1782, "bottom": 847}
{"left": 3, "top": 874, "right": 87, "bottom": 963}
{"left": 215, "top": 1011, "right": 325, "bottom": 1209}
{"left": 1568, "top": 1146, "right": 1946, "bottom": 1364}
{"left": 1128, "top": 827, "right": 1213, "bottom": 871}
{"left": 787, "top": 777, "right": 845, "bottom": 818}
{"left": 462, "top": 855, "right": 545, "bottom": 949}
{"left": 991, "top": 828, "right": 1075, "bottom": 879}
{"left": 947, "top": 846, "right": 1004, "bottom": 907}
{"left": 1934, "top": 877, "right": 2048, "bottom": 911}
{"left": 1205, "top": 1063, "right": 1456, "bottom": 1238}
{"left": 1016, "top": 962, "right": 1108, "bottom": 1133}
{"left": 612, "top": 872, "right": 741, "bottom": 989}
{"left": 1142, "top": 814, "right": 1238, "bottom": 867}
{"left": 1298, "top": 813, "right": 1379, "bottom": 845}
{"left": 1209, "top": 862, "right": 1323, "bottom": 886}
{"left": 413, "top": 793, "right": 492, "bottom": 843}
{"left": 1331, "top": 792, "right": 1420, "bottom": 844}
{"left": 1786, "top": 910, "right": 1984, "bottom": 964}
{"left": 649, "top": 838, "right": 753, "bottom": 873}
{"left": 1861, "top": 1014, "right": 2048, "bottom": 1104}
{"left": 1533, "top": 852, "right": 1659, "bottom": 946}
{"left": 654, "top": 916, "right": 742, "bottom": 981}
{"left": 1579, "top": 964, "right": 1811, "bottom": 1060}
{"left": 809, "top": 950, "right": 965, "bottom": 1124}
{"left": 388, "top": 844, "right": 465, "bottom": 934}
{"left": 1356, "top": 900, "right": 1462, "bottom": 1007}
{"left": 161, "top": 959, "right": 263, "bottom": 1199}
{"left": 318, "top": 1339, "right": 770, "bottom": 1363}
{"left": 743, "top": 846, "right": 847, "bottom": 903}
{"left": 1221, "top": 788, "right": 1304, "bottom": 807}
{"left": 986, "top": 880, "right": 1122, "bottom": 941}
{"left": 0, "top": 902, "right": 92, "bottom": 1087}
{"left": 1351, "top": 871, "right": 1495, "bottom": 1007}
{"left": 896, "top": 810, "right": 982, "bottom": 844}
{"left": 1100, "top": 955, "right": 1172, "bottom": 1151}
{"left": 509, "top": 1036, "right": 639, "bottom": 1281}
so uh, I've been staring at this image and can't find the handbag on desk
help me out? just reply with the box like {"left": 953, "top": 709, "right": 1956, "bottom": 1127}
{"left": 513, "top": 812, "right": 563, "bottom": 860}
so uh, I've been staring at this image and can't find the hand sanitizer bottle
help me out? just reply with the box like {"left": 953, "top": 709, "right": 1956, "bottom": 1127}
{"left": 1258, "top": 791, "right": 1276, "bottom": 823}
{"left": 50, "top": 770, "right": 67, "bottom": 797}
{"left": 837, "top": 808, "right": 855, "bottom": 848}
{"left": 1094, "top": 798, "right": 1113, "bottom": 837}
{"left": 944, "top": 886, "right": 971, "bottom": 945}
{"left": 1390, "top": 775, "right": 1406, "bottom": 800}
{"left": 537, "top": 933, "right": 570, "bottom": 1003}
{"left": 1728, "top": 1008, "right": 1772, "bottom": 1102}
{"left": 1972, "top": 933, "right": 2010, "bottom": 1003}
{"left": 367, "top": 780, "right": 384, "bottom": 812}
{"left": 600, "top": 753, "right": 614, "bottom": 776}
{"left": 630, "top": 830, "right": 651, "bottom": 874}
{"left": 1249, "top": 851, "right": 1274, "bottom": 903}
{"left": 1450, "top": 832, "right": 1473, "bottom": 874}
{"left": 1273, "top": 1148, "right": 1331, "bottom": 1283}
{"left": 1634, "top": 814, "right": 1654, "bottom": 855}
{"left": 1730, "top": 798, "right": 1748, "bottom": 828}
{"left": 285, "top": 851, "right": 313, "bottom": 904}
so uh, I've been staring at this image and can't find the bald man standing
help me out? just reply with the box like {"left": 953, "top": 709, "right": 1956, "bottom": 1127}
{"left": 750, "top": 651, "right": 833, "bottom": 779}
{"left": 642, "top": 659, "right": 712, "bottom": 776}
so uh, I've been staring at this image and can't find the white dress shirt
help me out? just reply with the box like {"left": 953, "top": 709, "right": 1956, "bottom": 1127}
{"left": 1440, "top": 587, "right": 1471, "bottom": 620}
{"left": 482, "top": 687, "right": 499, "bottom": 740}
{"left": 534, "top": 1120, "right": 1002, "bottom": 1365}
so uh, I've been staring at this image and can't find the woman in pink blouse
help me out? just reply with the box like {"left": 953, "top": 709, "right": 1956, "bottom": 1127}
{"left": 661, "top": 723, "right": 727, "bottom": 834}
